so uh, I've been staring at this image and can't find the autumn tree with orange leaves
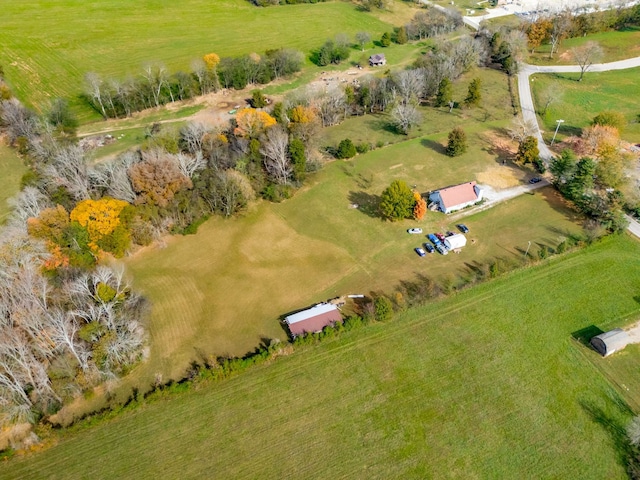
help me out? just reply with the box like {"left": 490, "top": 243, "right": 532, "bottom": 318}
{"left": 129, "top": 155, "right": 193, "bottom": 207}
{"left": 413, "top": 192, "right": 427, "bottom": 220}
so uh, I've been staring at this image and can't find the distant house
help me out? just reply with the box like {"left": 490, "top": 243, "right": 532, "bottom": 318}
{"left": 590, "top": 329, "right": 631, "bottom": 357}
{"left": 444, "top": 233, "right": 467, "bottom": 250}
{"left": 429, "top": 181, "right": 484, "bottom": 214}
{"left": 284, "top": 303, "right": 342, "bottom": 337}
{"left": 369, "top": 54, "right": 386, "bottom": 67}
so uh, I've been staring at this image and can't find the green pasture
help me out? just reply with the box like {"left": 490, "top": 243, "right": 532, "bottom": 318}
{"left": 0, "top": 144, "right": 26, "bottom": 223}
{"left": 5, "top": 235, "right": 640, "bottom": 479}
{"left": 531, "top": 67, "right": 640, "bottom": 143}
{"left": 0, "top": 0, "right": 394, "bottom": 122}
{"left": 529, "top": 27, "right": 640, "bottom": 65}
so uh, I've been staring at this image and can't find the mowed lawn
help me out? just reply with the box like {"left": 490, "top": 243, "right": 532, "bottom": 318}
{"left": 531, "top": 67, "right": 640, "bottom": 143}
{"left": 101, "top": 127, "right": 586, "bottom": 425}
{"left": 0, "top": 0, "right": 392, "bottom": 120}
{"left": 5, "top": 235, "right": 640, "bottom": 479}
{"left": 0, "top": 144, "right": 26, "bottom": 223}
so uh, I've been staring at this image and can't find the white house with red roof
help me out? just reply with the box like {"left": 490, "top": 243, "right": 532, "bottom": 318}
{"left": 429, "top": 181, "right": 484, "bottom": 214}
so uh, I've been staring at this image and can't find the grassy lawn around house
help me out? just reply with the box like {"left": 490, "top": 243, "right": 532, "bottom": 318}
{"left": 4, "top": 235, "right": 640, "bottom": 479}
{"left": 529, "top": 27, "right": 640, "bottom": 65}
{"left": 0, "top": 0, "right": 394, "bottom": 122}
{"left": 0, "top": 144, "right": 26, "bottom": 223}
{"left": 530, "top": 67, "right": 640, "bottom": 144}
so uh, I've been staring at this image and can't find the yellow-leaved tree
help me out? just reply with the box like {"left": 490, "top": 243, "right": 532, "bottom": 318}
{"left": 70, "top": 198, "right": 131, "bottom": 256}
{"left": 234, "top": 108, "right": 277, "bottom": 138}
{"left": 203, "top": 53, "right": 220, "bottom": 70}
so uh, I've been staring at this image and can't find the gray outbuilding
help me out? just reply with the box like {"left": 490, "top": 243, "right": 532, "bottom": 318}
{"left": 590, "top": 328, "right": 631, "bottom": 357}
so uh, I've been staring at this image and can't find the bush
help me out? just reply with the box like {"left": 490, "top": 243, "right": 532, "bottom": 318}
{"left": 374, "top": 296, "right": 393, "bottom": 321}
{"left": 356, "top": 142, "right": 370, "bottom": 154}
{"left": 250, "top": 90, "right": 268, "bottom": 108}
{"left": 336, "top": 138, "right": 357, "bottom": 159}
{"left": 380, "top": 32, "right": 391, "bottom": 47}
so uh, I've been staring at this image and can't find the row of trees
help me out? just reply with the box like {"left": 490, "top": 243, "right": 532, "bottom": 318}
{"left": 85, "top": 48, "right": 303, "bottom": 119}
{"left": 524, "top": 3, "right": 640, "bottom": 57}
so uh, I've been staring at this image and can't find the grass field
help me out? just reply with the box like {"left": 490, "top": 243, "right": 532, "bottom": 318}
{"left": 531, "top": 67, "right": 640, "bottom": 143}
{"left": 320, "top": 67, "right": 515, "bottom": 149}
{"left": 4, "top": 235, "right": 640, "bottom": 479}
{"left": 0, "top": 0, "right": 397, "bottom": 122}
{"left": 529, "top": 27, "right": 640, "bottom": 65}
{"left": 0, "top": 144, "right": 26, "bottom": 223}
{"left": 74, "top": 128, "right": 587, "bottom": 425}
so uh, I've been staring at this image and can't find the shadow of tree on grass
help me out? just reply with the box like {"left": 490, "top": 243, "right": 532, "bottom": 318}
{"left": 348, "top": 191, "right": 381, "bottom": 219}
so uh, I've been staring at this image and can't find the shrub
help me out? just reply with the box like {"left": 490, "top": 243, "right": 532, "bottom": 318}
{"left": 336, "top": 138, "right": 357, "bottom": 159}
{"left": 380, "top": 32, "right": 391, "bottom": 47}
{"left": 374, "top": 296, "right": 393, "bottom": 321}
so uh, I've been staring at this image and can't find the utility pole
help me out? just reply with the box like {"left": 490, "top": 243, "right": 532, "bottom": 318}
{"left": 550, "top": 119, "right": 565, "bottom": 146}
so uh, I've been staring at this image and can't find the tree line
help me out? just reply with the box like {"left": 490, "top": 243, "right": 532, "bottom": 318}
{"left": 85, "top": 48, "right": 303, "bottom": 119}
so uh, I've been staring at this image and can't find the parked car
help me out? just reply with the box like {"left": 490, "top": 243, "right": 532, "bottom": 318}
{"left": 435, "top": 232, "right": 446, "bottom": 242}
{"left": 423, "top": 243, "right": 435, "bottom": 254}
{"left": 415, "top": 247, "right": 426, "bottom": 257}
{"left": 456, "top": 224, "right": 469, "bottom": 234}
{"left": 436, "top": 243, "right": 448, "bottom": 255}
{"left": 529, "top": 177, "right": 542, "bottom": 184}
{"left": 427, "top": 233, "right": 441, "bottom": 245}
{"left": 407, "top": 228, "right": 423, "bottom": 234}
{"left": 446, "top": 231, "right": 455, "bottom": 237}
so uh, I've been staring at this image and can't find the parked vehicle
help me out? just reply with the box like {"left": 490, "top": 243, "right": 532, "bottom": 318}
{"left": 446, "top": 231, "right": 455, "bottom": 237}
{"left": 407, "top": 228, "right": 423, "bottom": 234}
{"left": 456, "top": 224, "right": 469, "bottom": 234}
{"left": 436, "top": 244, "right": 448, "bottom": 255}
{"left": 427, "top": 233, "right": 441, "bottom": 245}
{"left": 423, "top": 243, "right": 435, "bottom": 254}
{"left": 415, "top": 247, "right": 426, "bottom": 257}
{"left": 529, "top": 177, "right": 542, "bottom": 184}
{"left": 435, "top": 233, "right": 446, "bottom": 242}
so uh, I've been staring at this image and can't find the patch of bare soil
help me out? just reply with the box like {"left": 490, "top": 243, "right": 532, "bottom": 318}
{"left": 477, "top": 165, "right": 524, "bottom": 189}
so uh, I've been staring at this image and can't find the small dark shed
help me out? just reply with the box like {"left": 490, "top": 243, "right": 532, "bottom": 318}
{"left": 369, "top": 54, "right": 386, "bottom": 67}
{"left": 590, "top": 328, "right": 631, "bottom": 357}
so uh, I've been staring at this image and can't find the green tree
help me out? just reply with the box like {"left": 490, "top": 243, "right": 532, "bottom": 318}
{"left": 516, "top": 136, "right": 539, "bottom": 164}
{"left": 374, "top": 296, "right": 393, "bottom": 322}
{"left": 435, "top": 78, "right": 452, "bottom": 107}
{"left": 396, "top": 26, "right": 408, "bottom": 45}
{"left": 336, "top": 138, "right": 356, "bottom": 159}
{"left": 47, "top": 98, "right": 78, "bottom": 136}
{"left": 380, "top": 32, "right": 391, "bottom": 47}
{"left": 446, "top": 127, "right": 467, "bottom": 157}
{"left": 464, "top": 77, "right": 482, "bottom": 107}
{"left": 380, "top": 180, "right": 414, "bottom": 221}
{"left": 592, "top": 111, "right": 626, "bottom": 132}
{"left": 288, "top": 138, "right": 306, "bottom": 181}
{"left": 251, "top": 90, "right": 267, "bottom": 108}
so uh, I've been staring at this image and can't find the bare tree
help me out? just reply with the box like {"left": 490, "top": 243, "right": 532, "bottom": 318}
{"left": 549, "top": 10, "right": 573, "bottom": 58}
{"left": 41, "top": 144, "right": 91, "bottom": 201}
{"left": 46, "top": 309, "right": 91, "bottom": 371}
{"left": 179, "top": 122, "right": 209, "bottom": 154}
{"left": 355, "top": 31, "right": 371, "bottom": 51}
{"left": 176, "top": 152, "right": 206, "bottom": 179}
{"left": 90, "top": 152, "right": 138, "bottom": 203}
{"left": 0, "top": 98, "right": 39, "bottom": 144}
{"left": 390, "top": 70, "right": 423, "bottom": 105}
{"left": 537, "top": 85, "right": 562, "bottom": 117}
{"left": 571, "top": 41, "right": 603, "bottom": 81}
{"left": 84, "top": 72, "right": 108, "bottom": 118}
{"left": 141, "top": 64, "right": 168, "bottom": 107}
{"left": 260, "top": 125, "right": 291, "bottom": 184}
{"left": 7, "top": 187, "right": 51, "bottom": 226}
{"left": 390, "top": 101, "right": 422, "bottom": 135}
{"left": 508, "top": 115, "right": 538, "bottom": 142}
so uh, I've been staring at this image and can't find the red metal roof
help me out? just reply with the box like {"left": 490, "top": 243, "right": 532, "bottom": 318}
{"left": 286, "top": 309, "right": 342, "bottom": 336}
{"left": 438, "top": 182, "right": 479, "bottom": 210}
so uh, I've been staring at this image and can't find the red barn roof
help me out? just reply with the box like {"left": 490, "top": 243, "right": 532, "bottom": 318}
{"left": 285, "top": 303, "right": 342, "bottom": 337}
{"left": 438, "top": 181, "right": 480, "bottom": 210}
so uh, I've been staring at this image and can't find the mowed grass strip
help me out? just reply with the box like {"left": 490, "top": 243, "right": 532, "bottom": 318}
{"left": 531, "top": 67, "right": 640, "bottom": 143}
{"left": 0, "top": 144, "right": 26, "bottom": 223}
{"left": 4, "top": 235, "right": 640, "bottom": 479}
{"left": 0, "top": 0, "right": 393, "bottom": 121}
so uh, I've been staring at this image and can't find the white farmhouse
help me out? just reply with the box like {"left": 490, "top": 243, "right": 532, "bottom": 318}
{"left": 429, "top": 181, "right": 484, "bottom": 214}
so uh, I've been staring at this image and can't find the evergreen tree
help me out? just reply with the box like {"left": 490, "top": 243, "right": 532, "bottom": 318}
{"left": 446, "top": 127, "right": 467, "bottom": 157}
{"left": 435, "top": 78, "right": 453, "bottom": 107}
{"left": 381, "top": 32, "right": 391, "bottom": 47}
{"left": 464, "top": 78, "right": 482, "bottom": 107}
{"left": 396, "top": 26, "right": 408, "bottom": 45}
